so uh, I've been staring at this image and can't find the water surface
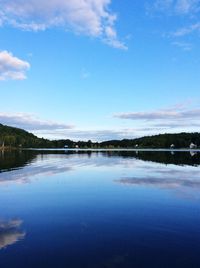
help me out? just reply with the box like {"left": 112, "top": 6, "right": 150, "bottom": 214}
{"left": 0, "top": 150, "right": 200, "bottom": 267}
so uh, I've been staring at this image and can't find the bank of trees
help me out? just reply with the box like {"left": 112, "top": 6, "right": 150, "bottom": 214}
{"left": 100, "top": 133, "right": 200, "bottom": 149}
{"left": 0, "top": 124, "right": 52, "bottom": 148}
{"left": 0, "top": 123, "right": 200, "bottom": 149}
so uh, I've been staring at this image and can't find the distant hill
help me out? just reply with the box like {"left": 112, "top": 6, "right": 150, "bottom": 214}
{"left": 0, "top": 123, "right": 80, "bottom": 148}
{"left": 100, "top": 133, "right": 200, "bottom": 149}
{"left": 0, "top": 124, "right": 53, "bottom": 148}
{"left": 0, "top": 123, "right": 200, "bottom": 149}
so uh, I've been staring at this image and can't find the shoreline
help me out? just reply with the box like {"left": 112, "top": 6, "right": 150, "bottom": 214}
{"left": 22, "top": 148, "right": 200, "bottom": 152}
{"left": 1, "top": 146, "right": 200, "bottom": 152}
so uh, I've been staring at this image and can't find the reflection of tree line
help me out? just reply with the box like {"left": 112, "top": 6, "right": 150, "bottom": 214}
{"left": 0, "top": 150, "right": 37, "bottom": 172}
{"left": 0, "top": 150, "right": 100, "bottom": 173}
{"left": 103, "top": 151, "right": 200, "bottom": 166}
{"left": 0, "top": 150, "right": 200, "bottom": 174}
{"left": 0, "top": 219, "right": 25, "bottom": 250}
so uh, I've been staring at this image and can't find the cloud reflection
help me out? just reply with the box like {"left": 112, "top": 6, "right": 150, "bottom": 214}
{"left": 0, "top": 219, "right": 25, "bottom": 250}
{"left": 116, "top": 168, "right": 200, "bottom": 199}
{"left": 116, "top": 176, "right": 200, "bottom": 189}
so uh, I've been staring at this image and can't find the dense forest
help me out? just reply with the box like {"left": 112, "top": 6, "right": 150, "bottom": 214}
{"left": 0, "top": 123, "right": 200, "bottom": 149}
{"left": 100, "top": 133, "right": 200, "bottom": 149}
{"left": 0, "top": 124, "right": 53, "bottom": 148}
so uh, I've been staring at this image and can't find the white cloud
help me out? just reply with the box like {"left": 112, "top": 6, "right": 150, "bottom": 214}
{"left": 0, "top": 0, "right": 126, "bottom": 49}
{"left": 0, "top": 50, "right": 30, "bottom": 81}
{"left": 0, "top": 112, "right": 74, "bottom": 131}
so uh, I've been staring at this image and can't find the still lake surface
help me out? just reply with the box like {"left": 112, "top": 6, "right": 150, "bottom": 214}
{"left": 0, "top": 150, "right": 200, "bottom": 267}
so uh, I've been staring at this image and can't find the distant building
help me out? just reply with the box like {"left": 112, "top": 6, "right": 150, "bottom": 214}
{"left": 64, "top": 145, "right": 68, "bottom": 148}
{"left": 190, "top": 143, "right": 197, "bottom": 149}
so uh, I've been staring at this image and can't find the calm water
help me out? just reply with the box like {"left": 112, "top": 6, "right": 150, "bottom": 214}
{"left": 0, "top": 150, "right": 200, "bottom": 268}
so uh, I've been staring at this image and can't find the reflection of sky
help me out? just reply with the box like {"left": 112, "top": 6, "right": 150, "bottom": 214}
{"left": 0, "top": 153, "right": 145, "bottom": 185}
{"left": 0, "top": 153, "right": 200, "bottom": 267}
{"left": 0, "top": 152, "right": 200, "bottom": 199}
{"left": 0, "top": 219, "right": 25, "bottom": 250}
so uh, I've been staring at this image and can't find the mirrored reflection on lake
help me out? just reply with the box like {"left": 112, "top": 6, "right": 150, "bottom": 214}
{"left": 0, "top": 150, "right": 200, "bottom": 268}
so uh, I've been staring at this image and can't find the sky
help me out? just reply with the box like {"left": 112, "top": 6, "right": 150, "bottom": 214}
{"left": 0, "top": 0, "right": 200, "bottom": 141}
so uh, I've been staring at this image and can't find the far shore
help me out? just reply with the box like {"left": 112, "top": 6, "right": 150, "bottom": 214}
{"left": 1, "top": 146, "right": 200, "bottom": 152}
{"left": 22, "top": 148, "right": 200, "bottom": 152}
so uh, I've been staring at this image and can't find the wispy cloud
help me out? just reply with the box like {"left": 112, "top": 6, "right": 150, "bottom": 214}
{"left": 149, "top": 1, "right": 200, "bottom": 50}
{"left": 173, "top": 22, "right": 200, "bottom": 36}
{"left": 0, "top": 111, "right": 166, "bottom": 141}
{"left": 29, "top": 103, "right": 200, "bottom": 140}
{"left": 34, "top": 128, "right": 138, "bottom": 141}
{"left": 1, "top": 104, "right": 199, "bottom": 141}
{"left": 0, "top": 112, "right": 74, "bottom": 131}
{"left": 34, "top": 127, "right": 166, "bottom": 141}
{"left": 175, "top": 0, "right": 200, "bottom": 14}
{"left": 154, "top": 121, "right": 200, "bottom": 128}
{"left": 113, "top": 102, "right": 200, "bottom": 133}
{"left": 0, "top": 51, "right": 30, "bottom": 81}
{"left": 0, "top": 0, "right": 127, "bottom": 49}
{"left": 114, "top": 106, "right": 200, "bottom": 121}
{"left": 172, "top": 41, "right": 193, "bottom": 50}
{"left": 152, "top": 0, "right": 200, "bottom": 14}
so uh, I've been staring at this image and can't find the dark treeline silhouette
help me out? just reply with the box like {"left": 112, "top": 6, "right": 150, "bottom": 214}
{"left": 0, "top": 150, "right": 37, "bottom": 172}
{"left": 1, "top": 123, "right": 200, "bottom": 149}
{"left": 103, "top": 150, "right": 200, "bottom": 166}
{"left": 100, "top": 133, "right": 200, "bottom": 148}
{"left": 0, "top": 124, "right": 53, "bottom": 148}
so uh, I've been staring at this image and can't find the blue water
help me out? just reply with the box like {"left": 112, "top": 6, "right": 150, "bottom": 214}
{"left": 0, "top": 150, "right": 200, "bottom": 267}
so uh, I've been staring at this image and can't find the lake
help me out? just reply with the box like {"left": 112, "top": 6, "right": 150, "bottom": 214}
{"left": 0, "top": 150, "right": 200, "bottom": 267}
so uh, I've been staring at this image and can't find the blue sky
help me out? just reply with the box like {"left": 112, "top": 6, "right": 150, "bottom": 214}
{"left": 0, "top": 0, "right": 200, "bottom": 141}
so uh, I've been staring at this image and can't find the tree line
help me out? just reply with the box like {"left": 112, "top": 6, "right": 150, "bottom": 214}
{"left": 0, "top": 123, "right": 200, "bottom": 149}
